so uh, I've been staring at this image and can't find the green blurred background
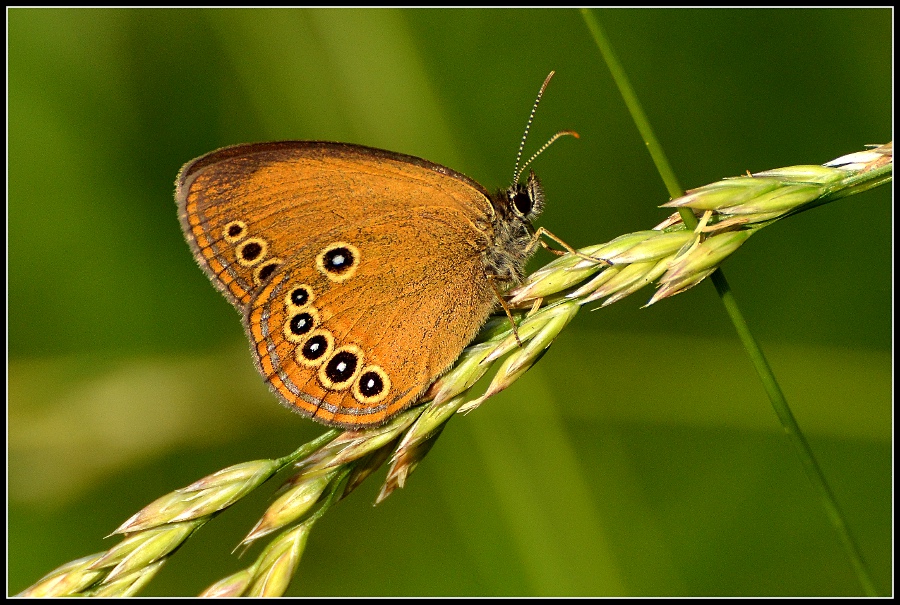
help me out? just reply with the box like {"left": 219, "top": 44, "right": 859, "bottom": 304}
{"left": 8, "top": 8, "right": 891, "bottom": 596}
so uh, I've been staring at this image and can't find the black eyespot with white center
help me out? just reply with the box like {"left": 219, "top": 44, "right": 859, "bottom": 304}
{"left": 289, "top": 285, "right": 312, "bottom": 307}
{"left": 284, "top": 306, "right": 319, "bottom": 343}
{"left": 326, "top": 351, "right": 357, "bottom": 382}
{"left": 359, "top": 372, "right": 383, "bottom": 397}
{"left": 352, "top": 365, "right": 391, "bottom": 405}
{"left": 295, "top": 329, "right": 333, "bottom": 367}
{"left": 318, "top": 345, "right": 363, "bottom": 390}
{"left": 324, "top": 248, "right": 351, "bottom": 271}
{"left": 301, "top": 335, "right": 327, "bottom": 360}
{"left": 289, "top": 312, "right": 314, "bottom": 336}
{"left": 316, "top": 242, "right": 360, "bottom": 282}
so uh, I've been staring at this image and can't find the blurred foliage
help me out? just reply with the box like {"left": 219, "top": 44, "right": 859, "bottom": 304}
{"left": 8, "top": 8, "right": 891, "bottom": 596}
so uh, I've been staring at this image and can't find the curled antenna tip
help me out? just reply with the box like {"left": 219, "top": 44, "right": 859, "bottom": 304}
{"left": 541, "top": 71, "right": 556, "bottom": 89}
{"left": 514, "top": 129, "right": 580, "bottom": 184}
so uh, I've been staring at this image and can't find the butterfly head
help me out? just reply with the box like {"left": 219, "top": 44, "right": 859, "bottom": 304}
{"left": 483, "top": 171, "right": 544, "bottom": 285}
{"left": 506, "top": 169, "right": 545, "bottom": 222}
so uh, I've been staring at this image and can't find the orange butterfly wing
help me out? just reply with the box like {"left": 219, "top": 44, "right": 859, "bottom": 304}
{"left": 176, "top": 142, "right": 500, "bottom": 428}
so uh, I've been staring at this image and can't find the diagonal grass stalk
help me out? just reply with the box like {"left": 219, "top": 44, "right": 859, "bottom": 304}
{"left": 580, "top": 8, "right": 883, "bottom": 596}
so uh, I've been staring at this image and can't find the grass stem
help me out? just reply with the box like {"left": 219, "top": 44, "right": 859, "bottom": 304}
{"left": 580, "top": 8, "right": 880, "bottom": 595}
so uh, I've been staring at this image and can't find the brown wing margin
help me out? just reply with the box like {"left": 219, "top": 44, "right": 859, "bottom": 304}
{"left": 175, "top": 140, "right": 493, "bottom": 202}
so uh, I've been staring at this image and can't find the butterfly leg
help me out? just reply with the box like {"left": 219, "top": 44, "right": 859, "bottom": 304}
{"left": 527, "top": 227, "right": 610, "bottom": 266}
{"left": 488, "top": 275, "right": 523, "bottom": 347}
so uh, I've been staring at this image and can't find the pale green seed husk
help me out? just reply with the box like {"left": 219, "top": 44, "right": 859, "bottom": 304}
{"left": 85, "top": 559, "right": 166, "bottom": 597}
{"left": 242, "top": 470, "right": 336, "bottom": 544}
{"left": 200, "top": 568, "right": 257, "bottom": 597}
{"left": 245, "top": 524, "right": 311, "bottom": 597}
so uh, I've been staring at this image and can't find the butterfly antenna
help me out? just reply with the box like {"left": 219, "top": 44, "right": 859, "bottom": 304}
{"left": 516, "top": 130, "right": 580, "bottom": 183}
{"left": 512, "top": 71, "right": 556, "bottom": 185}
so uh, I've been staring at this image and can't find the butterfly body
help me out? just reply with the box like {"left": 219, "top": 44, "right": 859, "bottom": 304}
{"left": 177, "top": 141, "right": 543, "bottom": 428}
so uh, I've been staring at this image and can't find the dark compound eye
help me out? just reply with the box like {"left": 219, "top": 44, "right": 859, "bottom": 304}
{"left": 507, "top": 172, "right": 544, "bottom": 219}
{"left": 324, "top": 350, "right": 359, "bottom": 384}
{"left": 513, "top": 190, "right": 533, "bottom": 215}
{"left": 288, "top": 312, "right": 314, "bottom": 336}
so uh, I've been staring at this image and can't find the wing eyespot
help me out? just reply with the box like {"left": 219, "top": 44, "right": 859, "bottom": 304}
{"left": 285, "top": 284, "right": 314, "bottom": 309}
{"left": 319, "top": 345, "right": 364, "bottom": 391}
{"left": 352, "top": 365, "right": 391, "bottom": 405}
{"left": 236, "top": 237, "right": 268, "bottom": 267}
{"left": 253, "top": 258, "right": 282, "bottom": 285}
{"left": 222, "top": 220, "right": 248, "bottom": 243}
{"left": 295, "top": 329, "right": 334, "bottom": 368}
{"left": 283, "top": 307, "right": 319, "bottom": 343}
{"left": 316, "top": 242, "right": 360, "bottom": 282}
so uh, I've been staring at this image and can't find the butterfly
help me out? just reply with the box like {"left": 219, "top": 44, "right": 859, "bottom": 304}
{"left": 175, "top": 72, "right": 576, "bottom": 428}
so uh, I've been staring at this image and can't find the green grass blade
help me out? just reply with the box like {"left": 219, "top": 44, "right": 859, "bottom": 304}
{"left": 579, "top": 8, "right": 879, "bottom": 596}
